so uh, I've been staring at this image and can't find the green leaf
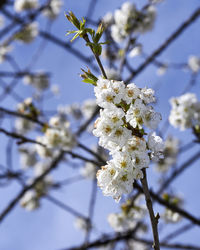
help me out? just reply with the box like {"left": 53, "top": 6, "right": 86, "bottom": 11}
{"left": 66, "top": 30, "right": 78, "bottom": 36}
{"left": 70, "top": 32, "right": 81, "bottom": 42}
{"left": 82, "top": 79, "right": 97, "bottom": 85}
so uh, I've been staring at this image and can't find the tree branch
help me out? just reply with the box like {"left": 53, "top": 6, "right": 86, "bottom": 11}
{"left": 140, "top": 169, "right": 160, "bottom": 250}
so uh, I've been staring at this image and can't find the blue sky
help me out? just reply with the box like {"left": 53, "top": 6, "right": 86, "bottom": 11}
{"left": 0, "top": 0, "right": 200, "bottom": 249}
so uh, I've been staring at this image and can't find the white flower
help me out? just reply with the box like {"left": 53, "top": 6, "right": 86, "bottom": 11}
{"left": 169, "top": 93, "right": 199, "bottom": 130}
{"left": 133, "top": 151, "right": 150, "bottom": 169}
{"left": 126, "top": 100, "right": 146, "bottom": 128}
{"left": 42, "top": 0, "right": 63, "bottom": 19}
{"left": 82, "top": 99, "right": 96, "bottom": 118}
{"left": 188, "top": 55, "right": 200, "bottom": 73}
{"left": 121, "top": 1, "right": 136, "bottom": 16}
{"left": 81, "top": 162, "right": 97, "bottom": 179}
{"left": 33, "top": 162, "right": 53, "bottom": 195}
{"left": 108, "top": 213, "right": 136, "bottom": 232}
{"left": 129, "top": 45, "right": 142, "bottom": 58}
{"left": 110, "top": 152, "right": 133, "bottom": 170}
{"left": 24, "top": 72, "right": 49, "bottom": 91}
{"left": 93, "top": 117, "right": 114, "bottom": 139}
{"left": 100, "top": 106, "right": 125, "bottom": 126}
{"left": 105, "top": 68, "right": 120, "bottom": 80}
{"left": 14, "top": 0, "right": 38, "bottom": 12}
{"left": 20, "top": 190, "right": 39, "bottom": 211}
{"left": 51, "top": 85, "right": 60, "bottom": 96}
{"left": 129, "top": 241, "right": 148, "bottom": 250}
{"left": 111, "top": 2, "right": 137, "bottom": 43}
{"left": 122, "top": 136, "right": 147, "bottom": 155}
{"left": 102, "top": 12, "right": 114, "bottom": 26}
{"left": 94, "top": 79, "right": 125, "bottom": 108}
{"left": 34, "top": 161, "right": 50, "bottom": 176}
{"left": 110, "top": 2, "right": 156, "bottom": 43}
{"left": 165, "top": 136, "right": 179, "bottom": 156}
{"left": 155, "top": 136, "right": 179, "bottom": 172}
{"left": 111, "top": 24, "right": 125, "bottom": 43}
{"left": 123, "top": 83, "right": 140, "bottom": 104}
{"left": 140, "top": 6, "right": 156, "bottom": 33}
{"left": 15, "top": 22, "right": 38, "bottom": 43}
{"left": 133, "top": 168, "right": 144, "bottom": 179}
{"left": 157, "top": 65, "right": 168, "bottom": 76}
{"left": 74, "top": 217, "right": 90, "bottom": 232}
{"left": 148, "top": 132, "right": 164, "bottom": 161}
{"left": 108, "top": 195, "right": 146, "bottom": 232}
{"left": 0, "top": 45, "right": 12, "bottom": 63}
{"left": 140, "top": 87, "right": 155, "bottom": 104}
{"left": 148, "top": 132, "right": 164, "bottom": 152}
{"left": 109, "top": 126, "right": 132, "bottom": 148}
{"left": 36, "top": 116, "right": 76, "bottom": 154}
{"left": 142, "top": 106, "right": 162, "bottom": 130}
{"left": 97, "top": 162, "right": 134, "bottom": 202}
{"left": 163, "top": 209, "right": 181, "bottom": 223}
{"left": 23, "top": 97, "right": 33, "bottom": 106}
{"left": 35, "top": 136, "right": 54, "bottom": 158}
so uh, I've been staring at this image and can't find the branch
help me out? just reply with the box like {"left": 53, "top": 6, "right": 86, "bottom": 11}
{"left": 0, "top": 127, "right": 103, "bottom": 166}
{"left": 158, "top": 150, "right": 200, "bottom": 195}
{"left": 44, "top": 194, "right": 87, "bottom": 219}
{"left": 134, "top": 182, "right": 200, "bottom": 226}
{"left": 40, "top": 31, "right": 98, "bottom": 71}
{"left": 140, "top": 169, "right": 160, "bottom": 250}
{"left": 0, "top": 106, "right": 46, "bottom": 127}
{"left": 0, "top": 151, "right": 64, "bottom": 223}
{"left": 62, "top": 233, "right": 200, "bottom": 250}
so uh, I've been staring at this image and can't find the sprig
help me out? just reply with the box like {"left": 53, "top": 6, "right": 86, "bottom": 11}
{"left": 65, "top": 11, "right": 106, "bottom": 55}
{"left": 80, "top": 67, "right": 98, "bottom": 86}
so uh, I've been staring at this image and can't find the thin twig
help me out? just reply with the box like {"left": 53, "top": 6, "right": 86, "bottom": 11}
{"left": 0, "top": 151, "right": 64, "bottom": 223}
{"left": 140, "top": 169, "right": 160, "bottom": 250}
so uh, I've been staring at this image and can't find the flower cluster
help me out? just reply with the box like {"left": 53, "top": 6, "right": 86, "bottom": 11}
{"left": 155, "top": 136, "right": 179, "bottom": 172}
{"left": 161, "top": 193, "right": 183, "bottom": 223}
{"left": 93, "top": 78, "right": 163, "bottom": 202}
{"left": 15, "top": 22, "right": 38, "bottom": 43}
{"left": 109, "top": 2, "right": 156, "bottom": 43}
{"left": 24, "top": 72, "right": 49, "bottom": 91}
{"left": 36, "top": 115, "right": 76, "bottom": 158}
{"left": 108, "top": 196, "right": 146, "bottom": 232}
{"left": 169, "top": 93, "right": 200, "bottom": 131}
{"left": 20, "top": 161, "right": 53, "bottom": 211}
{"left": 14, "top": 0, "right": 38, "bottom": 12}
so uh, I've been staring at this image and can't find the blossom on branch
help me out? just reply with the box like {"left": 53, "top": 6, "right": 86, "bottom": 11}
{"left": 93, "top": 78, "right": 163, "bottom": 202}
